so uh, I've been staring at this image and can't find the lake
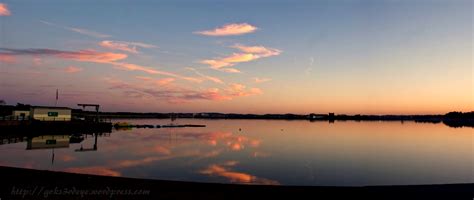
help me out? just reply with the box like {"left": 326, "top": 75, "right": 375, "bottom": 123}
{"left": 0, "top": 119, "right": 472, "bottom": 186}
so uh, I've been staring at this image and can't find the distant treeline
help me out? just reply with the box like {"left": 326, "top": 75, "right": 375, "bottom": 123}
{"left": 73, "top": 110, "right": 474, "bottom": 120}
{"left": 73, "top": 110, "right": 474, "bottom": 128}
{"left": 1, "top": 104, "right": 473, "bottom": 128}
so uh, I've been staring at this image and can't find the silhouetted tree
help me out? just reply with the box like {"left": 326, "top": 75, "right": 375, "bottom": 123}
{"left": 15, "top": 103, "right": 31, "bottom": 110}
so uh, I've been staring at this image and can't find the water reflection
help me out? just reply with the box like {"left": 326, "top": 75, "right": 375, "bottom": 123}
{"left": 75, "top": 133, "right": 100, "bottom": 152}
{"left": 27, "top": 135, "right": 71, "bottom": 150}
{"left": 199, "top": 161, "right": 279, "bottom": 185}
{"left": 0, "top": 128, "right": 270, "bottom": 184}
{"left": 0, "top": 119, "right": 472, "bottom": 186}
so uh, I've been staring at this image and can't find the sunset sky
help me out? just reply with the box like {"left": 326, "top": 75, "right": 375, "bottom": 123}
{"left": 0, "top": 0, "right": 472, "bottom": 114}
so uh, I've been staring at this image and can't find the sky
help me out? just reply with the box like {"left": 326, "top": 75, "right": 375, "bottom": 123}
{"left": 0, "top": 0, "right": 472, "bottom": 114}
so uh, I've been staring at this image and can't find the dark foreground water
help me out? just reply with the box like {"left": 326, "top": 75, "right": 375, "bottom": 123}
{"left": 0, "top": 119, "right": 472, "bottom": 186}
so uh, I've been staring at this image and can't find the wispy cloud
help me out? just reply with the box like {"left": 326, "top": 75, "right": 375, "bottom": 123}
{"left": 106, "top": 78, "right": 262, "bottom": 103}
{"left": 39, "top": 20, "right": 111, "bottom": 38}
{"left": 200, "top": 53, "right": 258, "bottom": 73}
{"left": 112, "top": 62, "right": 201, "bottom": 82}
{"left": 226, "top": 83, "right": 262, "bottom": 97}
{"left": 254, "top": 77, "right": 271, "bottom": 83}
{"left": 173, "top": 84, "right": 262, "bottom": 103}
{"left": 232, "top": 44, "right": 281, "bottom": 57}
{"left": 135, "top": 76, "right": 176, "bottom": 86}
{"left": 200, "top": 44, "right": 281, "bottom": 73}
{"left": 64, "top": 66, "right": 83, "bottom": 73}
{"left": 0, "top": 48, "right": 199, "bottom": 82}
{"left": 0, "top": 3, "right": 11, "bottom": 16}
{"left": 99, "top": 40, "right": 157, "bottom": 54}
{"left": 186, "top": 67, "right": 224, "bottom": 84}
{"left": 0, "top": 48, "right": 126, "bottom": 62}
{"left": 194, "top": 23, "right": 258, "bottom": 36}
{"left": 68, "top": 27, "right": 111, "bottom": 38}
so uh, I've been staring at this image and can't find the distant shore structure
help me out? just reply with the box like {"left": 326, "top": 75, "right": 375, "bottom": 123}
{"left": 309, "top": 113, "right": 335, "bottom": 120}
{"left": 12, "top": 106, "right": 72, "bottom": 121}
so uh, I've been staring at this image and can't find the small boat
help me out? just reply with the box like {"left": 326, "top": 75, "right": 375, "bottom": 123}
{"left": 114, "top": 122, "right": 133, "bottom": 127}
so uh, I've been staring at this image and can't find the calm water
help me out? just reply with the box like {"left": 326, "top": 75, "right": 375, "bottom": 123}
{"left": 0, "top": 119, "right": 472, "bottom": 186}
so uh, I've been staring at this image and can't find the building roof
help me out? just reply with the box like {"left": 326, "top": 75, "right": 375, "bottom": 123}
{"left": 31, "top": 106, "right": 72, "bottom": 110}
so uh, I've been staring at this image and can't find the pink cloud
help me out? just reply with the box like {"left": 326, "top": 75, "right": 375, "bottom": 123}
{"left": 0, "top": 48, "right": 127, "bottom": 63}
{"left": 200, "top": 55, "right": 254, "bottom": 73}
{"left": 102, "top": 62, "right": 201, "bottom": 83}
{"left": 194, "top": 23, "right": 258, "bottom": 36}
{"left": 201, "top": 53, "right": 260, "bottom": 71}
{"left": 221, "top": 53, "right": 259, "bottom": 63}
{"left": 135, "top": 76, "right": 176, "bottom": 86}
{"left": 111, "top": 62, "right": 201, "bottom": 82}
{"left": 232, "top": 44, "right": 282, "bottom": 57}
{"left": 100, "top": 40, "right": 138, "bottom": 53}
{"left": 196, "top": 88, "right": 233, "bottom": 101}
{"left": 99, "top": 40, "right": 157, "bottom": 54}
{"left": 64, "top": 66, "right": 83, "bottom": 73}
{"left": 200, "top": 44, "right": 281, "bottom": 73}
{"left": 135, "top": 76, "right": 153, "bottom": 81}
{"left": 178, "top": 84, "right": 262, "bottom": 102}
{"left": 156, "top": 78, "right": 175, "bottom": 85}
{"left": 218, "top": 68, "right": 241, "bottom": 73}
{"left": 0, "top": 48, "right": 200, "bottom": 82}
{"left": 227, "top": 83, "right": 262, "bottom": 97}
{"left": 0, "top": 3, "right": 11, "bottom": 16}
{"left": 106, "top": 78, "right": 262, "bottom": 103}
{"left": 57, "top": 49, "right": 127, "bottom": 63}
{"left": 200, "top": 59, "right": 233, "bottom": 69}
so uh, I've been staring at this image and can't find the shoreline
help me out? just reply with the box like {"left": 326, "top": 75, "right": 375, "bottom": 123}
{"left": 0, "top": 166, "right": 472, "bottom": 199}
{"left": 76, "top": 111, "right": 474, "bottom": 128}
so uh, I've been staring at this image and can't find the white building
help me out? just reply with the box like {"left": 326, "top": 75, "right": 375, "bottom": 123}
{"left": 12, "top": 110, "right": 30, "bottom": 119}
{"left": 30, "top": 106, "right": 72, "bottom": 121}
